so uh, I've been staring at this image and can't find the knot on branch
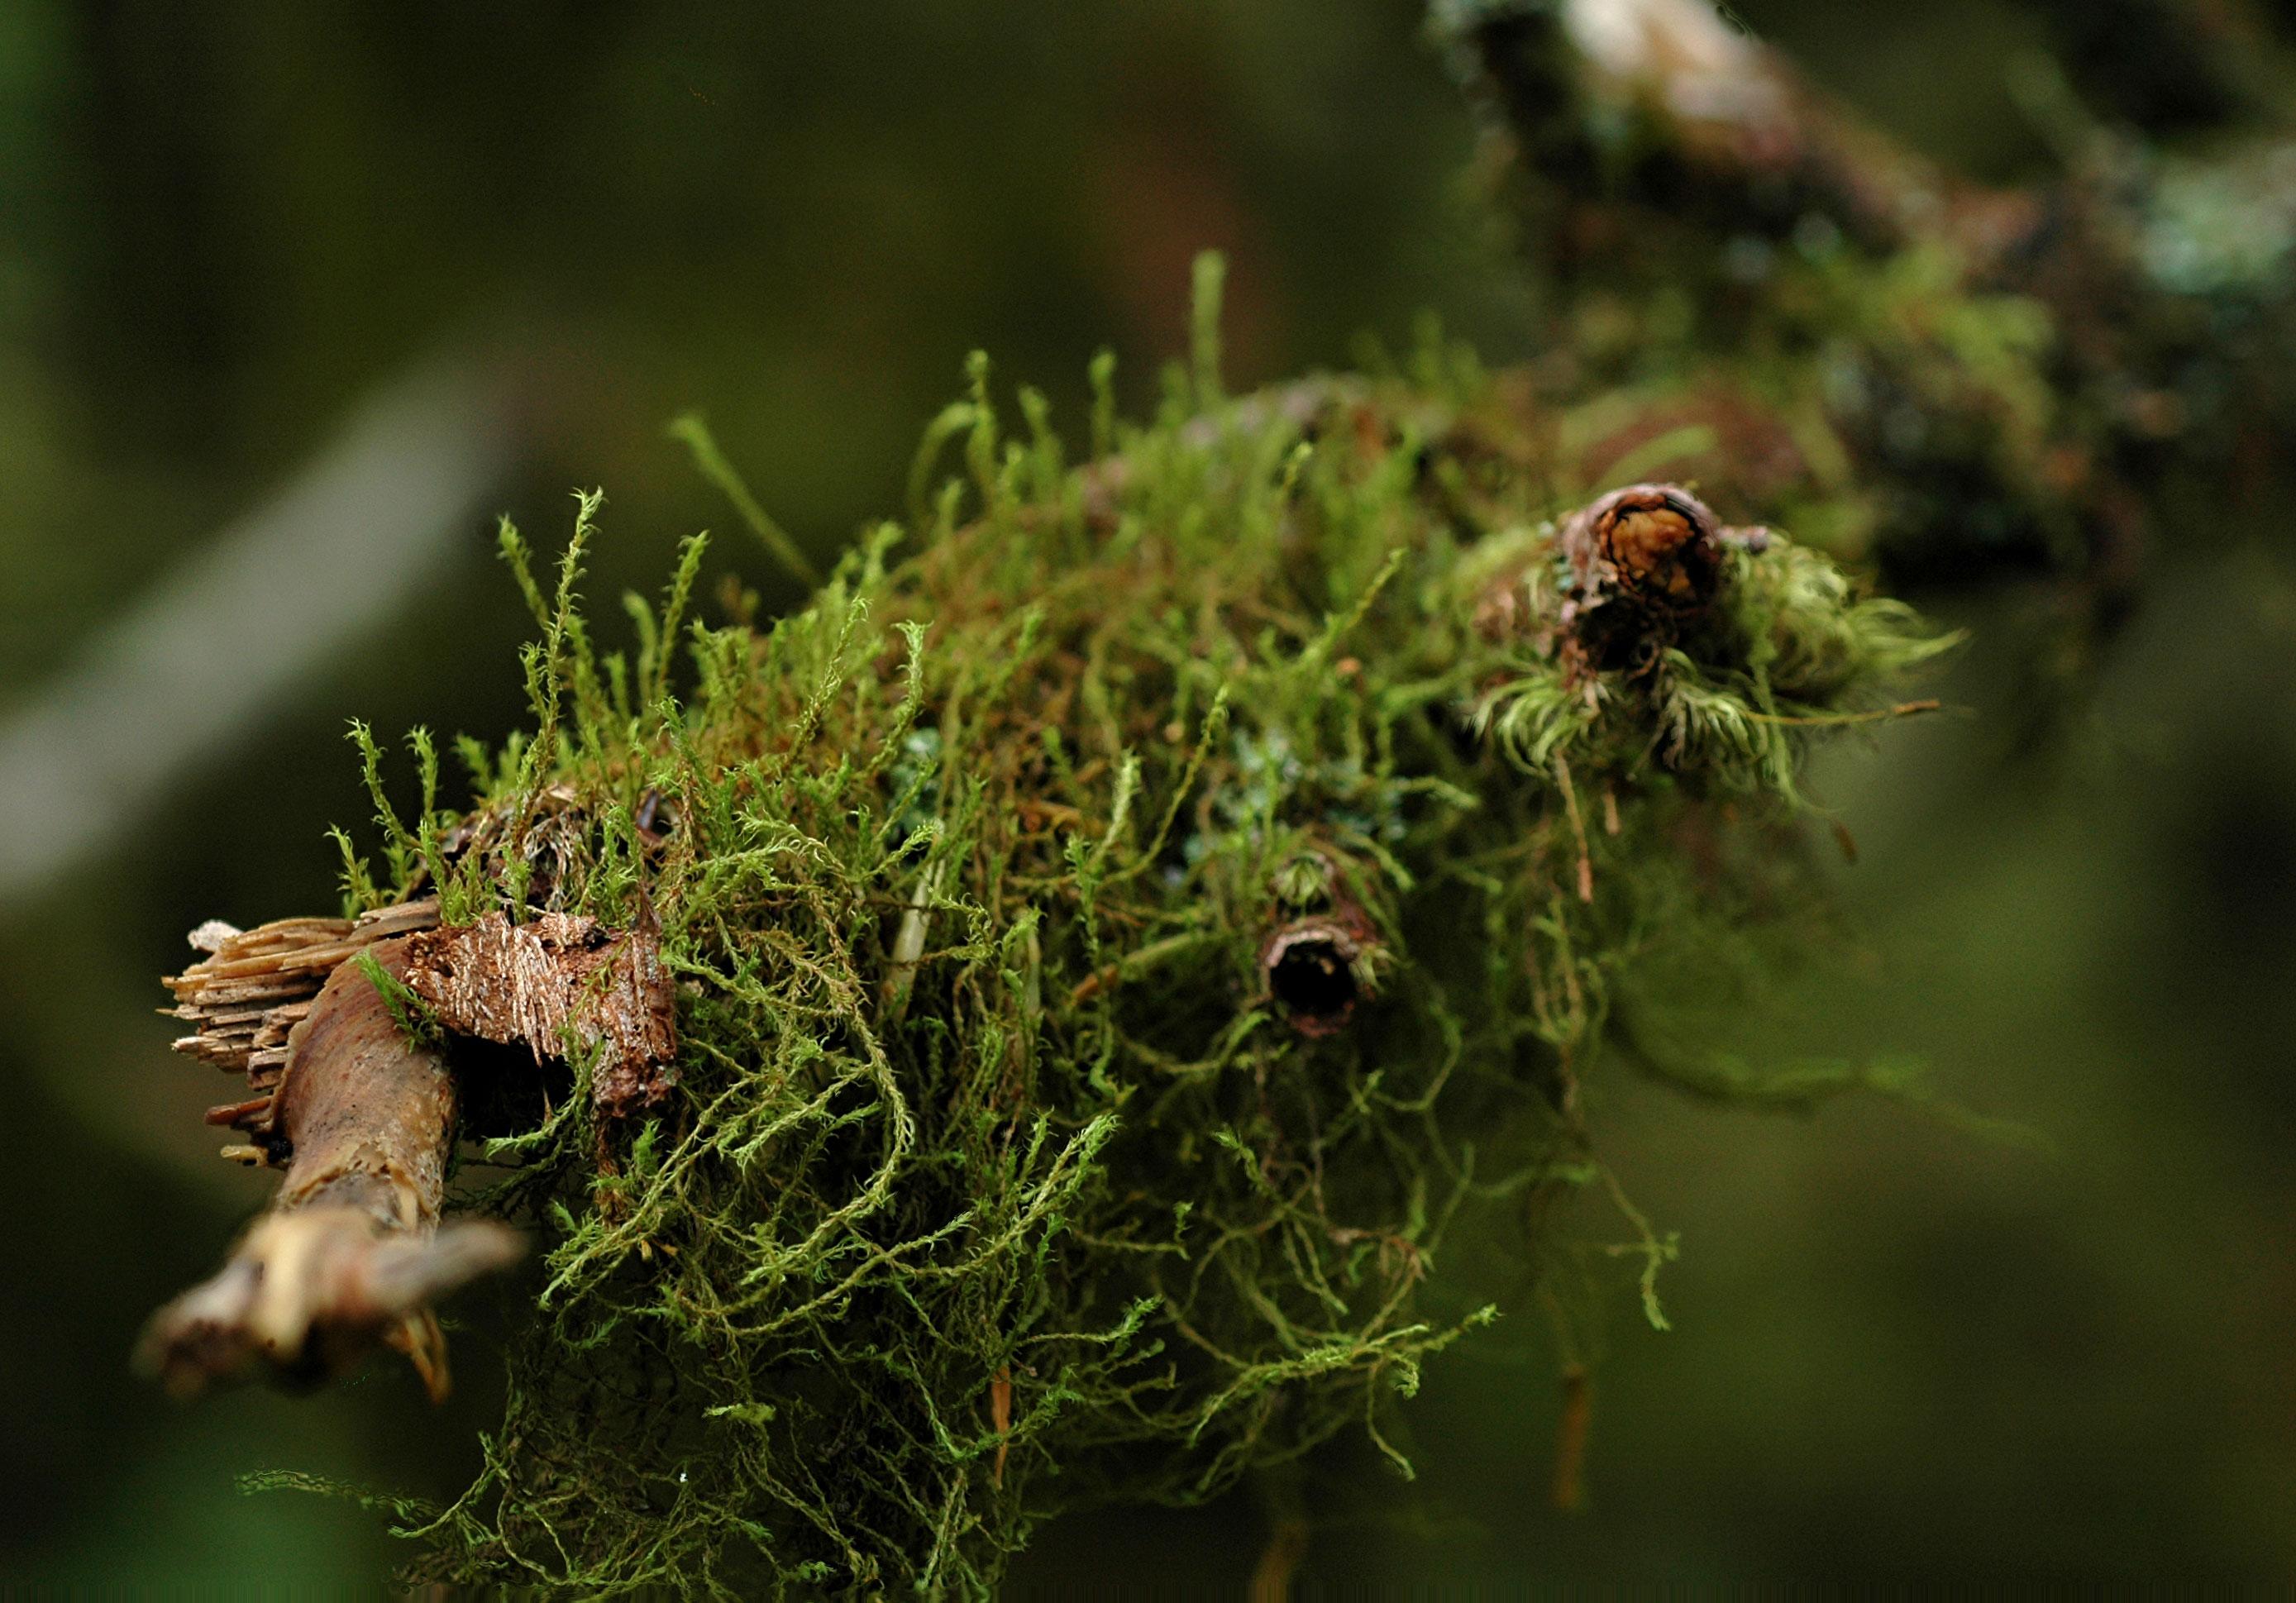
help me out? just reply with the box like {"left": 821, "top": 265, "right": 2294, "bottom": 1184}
{"left": 1559, "top": 483, "right": 1764, "bottom": 673}
{"left": 1261, "top": 910, "right": 1378, "bottom": 1038}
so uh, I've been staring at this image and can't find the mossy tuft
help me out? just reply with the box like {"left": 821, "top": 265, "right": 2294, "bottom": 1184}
{"left": 309, "top": 261, "right": 1950, "bottom": 1596}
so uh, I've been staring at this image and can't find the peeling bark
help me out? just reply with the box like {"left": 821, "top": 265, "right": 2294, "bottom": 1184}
{"left": 140, "top": 939, "right": 520, "bottom": 1400}
{"left": 398, "top": 908, "right": 677, "bottom": 1117}
{"left": 146, "top": 893, "right": 676, "bottom": 1399}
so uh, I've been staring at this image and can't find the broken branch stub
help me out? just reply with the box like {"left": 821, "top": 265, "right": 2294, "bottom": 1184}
{"left": 398, "top": 909, "right": 678, "bottom": 1118}
{"left": 140, "top": 938, "right": 522, "bottom": 1401}
{"left": 1546, "top": 482, "right": 1775, "bottom": 678}
{"left": 164, "top": 898, "right": 442, "bottom": 1163}
{"left": 148, "top": 895, "right": 674, "bottom": 1400}
{"left": 1261, "top": 908, "right": 1380, "bottom": 1038}
{"left": 1558, "top": 483, "right": 1726, "bottom": 671}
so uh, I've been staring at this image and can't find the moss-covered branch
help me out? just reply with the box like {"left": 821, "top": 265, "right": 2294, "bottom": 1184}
{"left": 138, "top": 292, "right": 1964, "bottom": 1591}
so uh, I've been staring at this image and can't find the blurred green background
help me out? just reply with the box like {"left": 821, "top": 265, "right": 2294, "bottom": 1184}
{"left": 2, "top": 0, "right": 2291, "bottom": 1589}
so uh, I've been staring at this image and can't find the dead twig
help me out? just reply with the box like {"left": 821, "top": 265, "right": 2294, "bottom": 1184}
{"left": 141, "top": 938, "right": 521, "bottom": 1400}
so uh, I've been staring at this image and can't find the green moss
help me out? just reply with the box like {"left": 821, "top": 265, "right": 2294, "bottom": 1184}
{"left": 304, "top": 263, "right": 1950, "bottom": 1596}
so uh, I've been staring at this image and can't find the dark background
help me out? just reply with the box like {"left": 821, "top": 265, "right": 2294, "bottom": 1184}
{"left": 2, "top": 0, "right": 2291, "bottom": 1588}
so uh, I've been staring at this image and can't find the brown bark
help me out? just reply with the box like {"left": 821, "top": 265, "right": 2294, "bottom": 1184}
{"left": 398, "top": 908, "right": 676, "bottom": 1118}
{"left": 140, "top": 937, "right": 519, "bottom": 1400}
{"left": 145, "top": 890, "right": 677, "bottom": 1398}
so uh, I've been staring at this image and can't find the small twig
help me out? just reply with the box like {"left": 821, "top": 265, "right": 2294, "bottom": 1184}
{"left": 141, "top": 937, "right": 521, "bottom": 1400}
{"left": 1553, "top": 1363, "right": 1593, "bottom": 1512}
{"left": 1741, "top": 699, "right": 1943, "bottom": 728}
{"left": 1554, "top": 754, "right": 1596, "bottom": 904}
{"left": 1248, "top": 1515, "right": 1309, "bottom": 1603}
{"left": 990, "top": 1365, "right": 1013, "bottom": 1487}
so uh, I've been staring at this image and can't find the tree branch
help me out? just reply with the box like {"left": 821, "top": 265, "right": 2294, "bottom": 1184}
{"left": 141, "top": 937, "right": 520, "bottom": 1401}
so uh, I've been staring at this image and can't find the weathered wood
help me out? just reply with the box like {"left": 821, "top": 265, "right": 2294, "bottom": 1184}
{"left": 399, "top": 909, "right": 677, "bottom": 1117}
{"left": 140, "top": 938, "right": 520, "bottom": 1400}
{"left": 162, "top": 898, "right": 441, "bottom": 1161}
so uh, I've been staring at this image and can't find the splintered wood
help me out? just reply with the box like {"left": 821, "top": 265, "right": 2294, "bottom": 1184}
{"left": 165, "top": 898, "right": 442, "bottom": 1165}
{"left": 165, "top": 897, "right": 677, "bottom": 1166}
{"left": 399, "top": 910, "right": 676, "bottom": 1117}
{"left": 141, "top": 937, "right": 521, "bottom": 1401}
{"left": 146, "top": 897, "right": 674, "bottom": 1398}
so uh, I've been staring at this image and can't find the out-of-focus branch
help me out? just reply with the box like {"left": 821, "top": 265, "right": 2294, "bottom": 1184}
{"left": 1433, "top": 0, "right": 2296, "bottom": 663}
{"left": 0, "top": 354, "right": 519, "bottom": 910}
{"left": 1434, "top": 0, "right": 1945, "bottom": 269}
{"left": 2019, "top": 0, "right": 2294, "bottom": 134}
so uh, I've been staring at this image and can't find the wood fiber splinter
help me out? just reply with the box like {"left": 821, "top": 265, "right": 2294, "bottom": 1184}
{"left": 141, "top": 937, "right": 521, "bottom": 1401}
